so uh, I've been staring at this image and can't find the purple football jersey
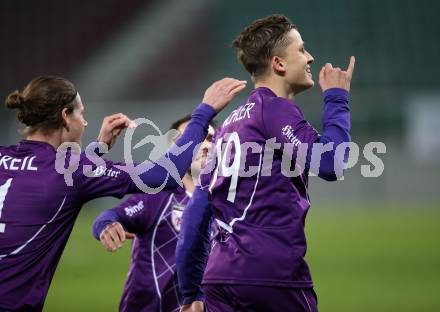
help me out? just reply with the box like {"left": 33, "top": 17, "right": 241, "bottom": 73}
{"left": 94, "top": 187, "right": 190, "bottom": 312}
{"left": 0, "top": 140, "right": 131, "bottom": 311}
{"left": 0, "top": 103, "right": 216, "bottom": 310}
{"left": 201, "top": 87, "right": 320, "bottom": 288}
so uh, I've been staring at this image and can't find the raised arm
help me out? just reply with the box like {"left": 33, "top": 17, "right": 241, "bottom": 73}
{"left": 308, "top": 88, "right": 350, "bottom": 180}
{"left": 310, "top": 56, "right": 355, "bottom": 180}
{"left": 76, "top": 78, "right": 246, "bottom": 200}
{"left": 127, "top": 78, "right": 247, "bottom": 193}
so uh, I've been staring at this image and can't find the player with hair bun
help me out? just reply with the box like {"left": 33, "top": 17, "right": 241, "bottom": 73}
{"left": 0, "top": 75, "right": 245, "bottom": 311}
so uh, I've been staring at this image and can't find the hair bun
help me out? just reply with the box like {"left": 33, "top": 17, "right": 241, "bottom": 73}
{"left": 5, "top": 90, "right": 25, "bottom": 109}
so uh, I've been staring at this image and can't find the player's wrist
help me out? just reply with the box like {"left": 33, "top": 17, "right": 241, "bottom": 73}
{"left": 323, "top": 87, "right": 348, "bottom": 96}
{"left": 188, "top": 104, "right": 217, "bottom": 130}
{"left": 97, "top": 220, "right": 116, "bottom": 238}
{"left": 182, "top": 293, "right": 204, "bottom": 305}
{"left": 323, "top": 88, "right": 349, "bottom": 103}
{"left": 196, "top": 103, "right": 217, "bottom": 118}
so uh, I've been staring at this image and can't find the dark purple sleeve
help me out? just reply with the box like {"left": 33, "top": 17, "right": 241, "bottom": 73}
{"left": 74, "top": 155, "right": 133, "bottom": 202}
{"left": 176, "top": 186, "right": 212, "bottom": 305}
{"left": 309, "top": 88, "right": 351, "bottom": 180}
{"left": 127, "top": 103, "right": 216, "bottom": 193}
{"left": 92, "top": 194, "right": 155, "bottom": 240}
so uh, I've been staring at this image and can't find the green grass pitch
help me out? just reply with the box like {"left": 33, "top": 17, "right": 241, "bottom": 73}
{"left": 44, "top": 203, "right": 440, "bottom": 311}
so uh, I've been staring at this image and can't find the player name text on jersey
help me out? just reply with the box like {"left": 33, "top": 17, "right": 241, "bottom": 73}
{"left": 223, "top": 103, "right": 255, "bottom": 127}
{"left": 0, "top": 154, "right": 38, "bottom": 171}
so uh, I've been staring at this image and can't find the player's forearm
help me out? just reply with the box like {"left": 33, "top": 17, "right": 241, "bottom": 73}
{"left": 321, "top": 88, "right": 350, "bottom": 133}
{"left": 176, "top": 187, "right": 212, "bottom": 304}
{"left": 92, "top": 209, "right": 120, "bottom": 240}
{"left": 127, "top": 104, "right": 216, "bottom": 193}
{"left": 307, "top": 88, "right": 351, "bottom": 180}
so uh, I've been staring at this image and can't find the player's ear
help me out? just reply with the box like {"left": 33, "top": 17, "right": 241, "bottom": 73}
{"left": 272, "top": 56, "right": 286, "bottom": 75}
{"left": 61, "top": 107, "right": 70, "bottom": 132}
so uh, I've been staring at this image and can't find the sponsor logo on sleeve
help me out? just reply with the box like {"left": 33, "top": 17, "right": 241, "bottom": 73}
{"left": 124, "top": 200, "right": 145, "bottom": 217}
{"left": 281, "top": 125, "right": 302, "bottom": 147}
{"left": 92, "top": 165, "right": 121, "bottom": 178}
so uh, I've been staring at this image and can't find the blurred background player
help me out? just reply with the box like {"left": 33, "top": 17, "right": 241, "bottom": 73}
{"left": 177, "top": 14, "right": 354, "bottom": 312}
{"left": 0, "top": 76, "right": 245, "bottom": 311}
{"left": 92, "top": 115, "right": 215, "bottom": 312}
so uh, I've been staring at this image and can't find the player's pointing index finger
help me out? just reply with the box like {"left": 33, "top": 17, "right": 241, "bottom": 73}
{"left": 346, "top": 56, "right": 355, "bottom": 77}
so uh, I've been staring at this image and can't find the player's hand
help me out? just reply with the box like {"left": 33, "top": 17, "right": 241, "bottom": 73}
{"left": 180, "top": 301, "right": 204, "bottom": 312}
{"left": 202, "top": 78, "right": 247, "bottom": 112}
{"left": 97, "top": 113, "right": 136, "bottom": 150}
{"left": 99, "top": 222, "right": 135, "bottom": 252}
{"left": 319, "top": 56, "right": 355, "bottom": 92}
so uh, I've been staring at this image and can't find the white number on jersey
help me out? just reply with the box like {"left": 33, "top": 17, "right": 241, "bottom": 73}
{"left": 0, "top": 178, "right": 12, "bottom": 233}
{"left": 209, "top": 132, "right": 241, "bottom": 203}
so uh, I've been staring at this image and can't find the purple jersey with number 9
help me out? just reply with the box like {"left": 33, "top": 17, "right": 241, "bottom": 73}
{"left": 200, "top": 87, "right": 319, "bottom": 288}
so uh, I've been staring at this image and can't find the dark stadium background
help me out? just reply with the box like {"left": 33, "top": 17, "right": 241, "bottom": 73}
{"left": 1, "top": 0, "right": 439, "bottom": 311}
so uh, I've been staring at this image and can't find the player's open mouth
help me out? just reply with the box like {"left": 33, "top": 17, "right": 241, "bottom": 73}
{"left": 306, "top": 66, "right": 312, "bottom": 76}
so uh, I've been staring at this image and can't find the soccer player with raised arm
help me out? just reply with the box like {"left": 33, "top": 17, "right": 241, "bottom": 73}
{"left": 92, "top": 115, "right": 214, "bottom": 312}
{"left": 0, "top": 76, "right": 245, "bottom": 311}
{"left": 176, "top": 14, "right": 355, "bottom": 312}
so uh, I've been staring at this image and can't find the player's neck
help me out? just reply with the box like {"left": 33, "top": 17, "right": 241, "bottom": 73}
{"left": 26, "top": 130, "right": 62, "bottom": 150}
{"left": 255, "top": 78, "right": 295, "bottom": 100}
{"left": 182, "top": 173, "right": 195, "bottom": 194}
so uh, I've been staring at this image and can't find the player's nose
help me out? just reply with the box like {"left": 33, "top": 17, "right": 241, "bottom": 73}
{"left": 306, "top": 50, "right": 314, "bottom": 64}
